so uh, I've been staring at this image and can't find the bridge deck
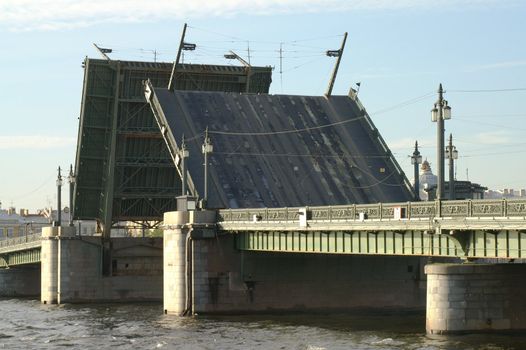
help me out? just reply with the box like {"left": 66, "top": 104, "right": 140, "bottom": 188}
{"left": 218, "top": 199, "right": 526, "bottom": 259}
{"left": 0, "top": 233, "right": 42, "bottom": 267}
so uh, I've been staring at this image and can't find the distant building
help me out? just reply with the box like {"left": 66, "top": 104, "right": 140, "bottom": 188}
{"left": 444, "top": 181, "right": 486, "bottom": 200}
{"left": 0, "top": 203, "right": 97, "bottom": 239}
{"left": 416, "top": 160, "right": 486, "bottom": 201}
{"left": 0, "top": 206, "right": 51, "bottom": 239}
{"left": 485, "top": 188, "right": 526, "bottom": 199}
{"left": 417, "top": 160, "right": 438, "bottom": 201}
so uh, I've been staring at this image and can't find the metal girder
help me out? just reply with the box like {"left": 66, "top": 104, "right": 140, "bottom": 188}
{"left": 220, "top": 199, "right": 526, "bottom": 259}
{"left": 234, "top": 229, "right": 526, "bottom": 259}
{"left": 235, "top": 230, "right": 462, "bottom": 257}
{"left": 0, "top": 249, "right": 41, "bottom": 267}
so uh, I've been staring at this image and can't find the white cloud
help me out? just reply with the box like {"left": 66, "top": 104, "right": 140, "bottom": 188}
{"left": 0, "top": 135, "right": 75, "bottom": 149}
{"left": 466, "top": 60, "right": 526, "bottom": 72}
{"left": 473, "top": 130, "right": 512, "bottom": 145}
{"left": 0, "top": 0, "right": 504, "bottom": 31}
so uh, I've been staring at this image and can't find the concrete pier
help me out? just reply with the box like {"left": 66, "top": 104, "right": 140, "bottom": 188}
{"left": 426, "top": 263, "right": 526, "bottom": 334}
{"left": 41, "top": 226, "right": 61, "bottom": 304}
{"left": 163, "top": 208, "right": 445, "bottom": 315}
{"left": 41, "top": 226, "right": 163, "bottom": 304}
{"left": 163, "top": 211, "right": 189, "bottom": 315}
{"left": 163, "top": 206, "right": 216, "bottom": 315}
{"left": 0, "top": 265, "right": 40, "bottom": 297}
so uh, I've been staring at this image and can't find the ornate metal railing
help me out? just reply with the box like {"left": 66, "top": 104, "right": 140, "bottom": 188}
{"left": 218, "top": 199, "right": 526, "bottom": 223}
{"left": 0, "top": 233, "right": 42, "bottom": 249}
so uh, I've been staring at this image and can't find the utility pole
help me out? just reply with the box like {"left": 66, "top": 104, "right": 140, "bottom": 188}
{"left": 56, "top": 166, "right": 63, "bottom": 227}
{"left": 325, "top": 32, "right": 348, "bottom": 97}
{"left": 201, "top": 127, "right": 213, "bottom": 208}
{"left": 446, "top": 133, "right": 458, "bottom": 200}
{"left": 279, "top": 42, "right": 283, "bottom": 92}
{"left": 247, "top": 41, "right": 251, "bottom": 65}
{"left": 431, "top": 84, "right": 452, "bottom": 200}
{"left": 411, "top": 141, "right": 423, "bottom": 200}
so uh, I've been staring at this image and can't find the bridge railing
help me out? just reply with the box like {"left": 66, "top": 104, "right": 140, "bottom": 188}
{"left": 0, "top": 233, "right": 42, "bottom": 248}
{"left": 217, "top": 198, "right": 526, "bottom": 223}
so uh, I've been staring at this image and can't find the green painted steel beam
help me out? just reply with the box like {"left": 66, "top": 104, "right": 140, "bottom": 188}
{"left": 234, "top": 229, "right": 526, "bottom": 259}
{"left": 0, "top": 249, "right": 41, "bottom": 267}
{"left": 235, "top": 230, "right": 462, "bottom": 257}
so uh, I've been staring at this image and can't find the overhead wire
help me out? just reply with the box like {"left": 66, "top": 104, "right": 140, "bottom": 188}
{"left": 215, "top": 151, "right": 391, "bottom": 159}
{"left": 9, "top": 172, "right": 56, "bottom": 201}
{"left": 453, "top": 118, "right": 526, "bottom": 132}
{"left": 208, "top": 91, "right": 436, "bottom": 137}
{"left": 448, "top": 88, "right": 526, "bottom": 93}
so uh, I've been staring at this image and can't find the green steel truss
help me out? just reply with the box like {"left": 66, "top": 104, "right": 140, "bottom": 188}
{"left": 0, "top": 234, "right": 42, "bottom": 267}
{"left": 219, "top": 198, "right": 526, "bottom": 259}
{"left": 235, "top": 229, "right": 526, "bottom": 259}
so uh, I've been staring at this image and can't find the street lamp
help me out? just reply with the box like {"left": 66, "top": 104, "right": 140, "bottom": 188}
{"left": 224, "top": 50, "right": 252, "bottom": 92}
{"left": 68, "top": 164, "right": 76, "bottom": 226}
{"left": 202, "top": 127, "right": 213, "bottom": 208}
{"left": 56, "top": 166, "right": 63, "bottom": 227}
{"left": 180, "top": 135, "right": 189, "bottom": 196}
{"left": 410, "top": 141, "right": 423, "bottom": 200}
{"left": 431, "top": 83, "right": 452, "bottom": 200}
{"left": 445, "top": 134, "right": 459, "bottom": 200}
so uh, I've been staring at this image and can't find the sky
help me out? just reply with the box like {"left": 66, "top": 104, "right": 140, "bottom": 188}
{"left": 0, "top": 0, "right": 525, "bottom": 211}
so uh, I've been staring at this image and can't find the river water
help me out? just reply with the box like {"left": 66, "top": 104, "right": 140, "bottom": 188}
{"left": 1, "top": 299, "right": 524, "bottom": 350}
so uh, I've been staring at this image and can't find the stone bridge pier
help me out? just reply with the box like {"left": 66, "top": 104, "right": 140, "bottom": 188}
{"left": 41, "top": 226, "right": 163, "bottom": 304}
{"left": 0, "top": 265, "right": 40, "bottom": 297}
{"left": 164, "top": 202, "right": 446, "bottom": 316}
{"left": 426, "top": 263, "right": 526, "bottom": 334}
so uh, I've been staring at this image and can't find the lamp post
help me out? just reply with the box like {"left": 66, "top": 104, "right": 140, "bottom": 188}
{"left": 445, "top": 133, "right": 459, "bottom": 200}
{"left": 201, "top": 127, "right": 213, "bottom": 208}
{"left": 410, "top": 141, "right": 423, "bottom": 200}
{"left": 56, "top": 166, "right": 63, "bottom": 227}
{"left": 431, "top": 84, "right": 452, "bottom": 200}
{"left": 68, "top": 164, "right": 76, "bottom": 226}
{"left": 180, "top": 135, "right": 189, "bottom": 196}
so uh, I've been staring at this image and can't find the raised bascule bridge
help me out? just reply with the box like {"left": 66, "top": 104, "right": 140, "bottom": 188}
{"left": 1, "top": 36, "right": 526, "bottom": 335}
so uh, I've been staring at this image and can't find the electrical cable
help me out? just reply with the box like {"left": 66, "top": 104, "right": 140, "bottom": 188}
{"left": 9, "top": 173, "right": 56, "bottom": 201}
{"left": 215, "top": 151, "right": 391, "bottom": 159}
{"left": 448, "top": 88, "right": 526, "bottom": 93}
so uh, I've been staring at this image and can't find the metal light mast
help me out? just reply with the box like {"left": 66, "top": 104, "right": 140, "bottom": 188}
{"left": 201, "top": 127, "right": 213, "bottom": 208}
{"left": 68, "top": 164, "right": 76, "bottom": 227}
{"left": 56, "top": 166, "right": 63, "bottom": 227}
{"left": 431, "top": 84, "right": 452, "bottom": 200}
{"left": 411, "top": 141, "right": 423, "bottom": 200}
{"left": 446, "top": 134, "right": 459, "bottom": 200}
{"left": 180, "top": 135, "right": 189, "bottom": 196}
{"left": 325, "top": 32, "right": 348, "bottom": 97}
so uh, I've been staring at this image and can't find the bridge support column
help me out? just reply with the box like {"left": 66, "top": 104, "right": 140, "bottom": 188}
{"left": 426, "top": 263, "right": 526, "bottom": 334}
{"left": 163, "top": 206, "right": 216, "bottom": 315}
{"left": 163, "top": 211, "right": 190, "bottom": 315}
{"left": 41, "top": 226, "right": 78, "bottom": 304}
{"left": 0, "top": 266, "right": 40, "bottom": 297}
{"left": 41, "top": 226, "right": 60, "bottom": 304}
